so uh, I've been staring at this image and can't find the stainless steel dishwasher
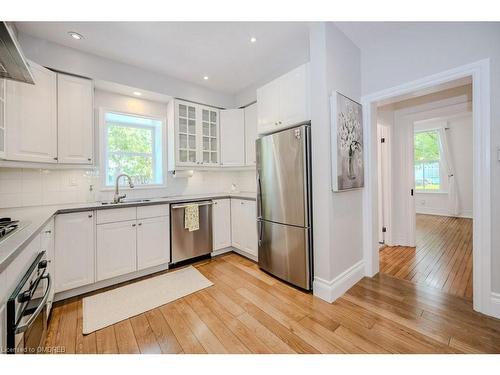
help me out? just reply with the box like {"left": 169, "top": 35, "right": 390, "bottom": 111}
{"left": 170, "top": 200, "right": 213, "bottom": 264}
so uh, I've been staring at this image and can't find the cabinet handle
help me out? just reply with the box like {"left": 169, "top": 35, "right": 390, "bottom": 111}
{"left": 53, "top": 157, "right": 58, "bottom": 161}
{"left": 279, "top": 121, "right": 282, "bottom": 125}
{"left": 132, "top": 223, "right": 136, "bottom": 227}
{"left": 138, "top": 223, "right": 142, "bottom": 226}
{"left": 88, "top": 214, "right": 93, "bottom": 218}
{"left": 44, "top": 230, "right": 52, "bottom": 234}
{"left": 87, "top": 158, "right": 92, "bottom": 161}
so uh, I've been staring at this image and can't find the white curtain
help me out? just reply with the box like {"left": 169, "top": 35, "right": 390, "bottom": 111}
{"left": 438, "top": 126, "right": 459, "bottom": 216}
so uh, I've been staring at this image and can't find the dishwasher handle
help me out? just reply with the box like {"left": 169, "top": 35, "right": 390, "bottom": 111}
{"left": 171, "top": 201, "right": 214, "bottom": 210}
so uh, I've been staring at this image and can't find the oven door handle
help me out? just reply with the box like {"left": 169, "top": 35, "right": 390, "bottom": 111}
{"left": 171, "top": 201, "right": 213, "bottom": 209}
{"left": 15, "top": 273, "right": 51, "bottom": 334}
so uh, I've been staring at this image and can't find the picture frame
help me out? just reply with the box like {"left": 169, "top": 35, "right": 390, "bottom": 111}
{"left": 330, "top": 92, "right": 364, "bottom": 192}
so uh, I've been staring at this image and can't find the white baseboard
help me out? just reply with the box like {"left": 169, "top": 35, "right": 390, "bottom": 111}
{"left": 313, "top": 260, "right": 364, "bottom": 303}
{"left": 211, "top": 247, "right": 233, "bottom": 257}
{"left": 489, "top": 292, "right": 500, "bottom": 319}
{"left": 416, "top": 207, "right": 472, "bottom": 219}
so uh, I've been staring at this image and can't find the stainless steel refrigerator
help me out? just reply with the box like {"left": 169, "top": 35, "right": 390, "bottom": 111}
{"left": 256, "top": 123, "right": 312, "bottom": 290}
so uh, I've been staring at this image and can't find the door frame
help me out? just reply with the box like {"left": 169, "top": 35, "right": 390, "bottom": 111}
{"left": 361, "top": 59, "right": 493, "bottom": 317}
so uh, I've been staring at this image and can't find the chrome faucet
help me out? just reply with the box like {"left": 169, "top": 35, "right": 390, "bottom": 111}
{"left": 114, "top": 173, "right": 134, "bottom": 203}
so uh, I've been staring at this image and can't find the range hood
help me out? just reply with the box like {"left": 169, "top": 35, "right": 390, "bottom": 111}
{"left": 0, "top": 22, "right": 34, "bottom": 84}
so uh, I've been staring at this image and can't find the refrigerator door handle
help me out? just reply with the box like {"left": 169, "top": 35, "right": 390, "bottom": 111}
{"left": 257, "top": 172, "right": 263, "bottom": 220}
{"left": 258, "top": 220, "right": 263, "bottom": 247}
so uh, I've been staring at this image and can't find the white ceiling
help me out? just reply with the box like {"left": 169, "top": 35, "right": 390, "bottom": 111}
{"left": 15, "top": 22, "right": 310, "bottom": 95}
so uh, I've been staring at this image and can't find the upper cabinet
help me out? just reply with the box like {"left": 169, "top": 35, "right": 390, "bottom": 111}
{"left": 256, "top": 63, "right": 310, "bottom": 135}
{"left": 220, "top": 108, "right": 245, "bottom": 166}
{"left": 168, "top": 99, "right": 220, "bottom": 170}
{"left": 244, "top": 103, "right": 257, "bottom": 166}
{"left": 5, "top": 61, "right": 58, "bottom": 163}
{"left": 57, "top": 74, "right": 94, "bottom": 164}
{"left": 2, "top": 61, "right": 94, "bottom": 165}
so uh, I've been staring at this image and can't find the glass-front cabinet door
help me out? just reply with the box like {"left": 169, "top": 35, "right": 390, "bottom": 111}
{"left": 200, "top": 106, "right": 219, "bottom": 166}
{"left": 176, "top": 100, "right": 198, "bottom": 166}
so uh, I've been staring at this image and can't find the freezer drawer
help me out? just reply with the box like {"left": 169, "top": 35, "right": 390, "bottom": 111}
{"left": 171, "top": 201, "right": 213, "bottom": 264}
{"left": 258, "top": 220, "right": 311, "bottom": 290}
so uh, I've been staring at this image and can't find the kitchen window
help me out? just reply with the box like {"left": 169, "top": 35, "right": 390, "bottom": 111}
{"left": 102, "top": 111, "right": 164, "bottom": 187}
{"left": 414, "top": 130, "right": 444, "bottom": 192}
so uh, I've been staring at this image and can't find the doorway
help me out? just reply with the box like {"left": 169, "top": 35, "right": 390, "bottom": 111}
{"left": 377, "top": 85, "right": 474, "bottom": 299}
{"left": 362, "top": 60, "right": 493, "bottom": 316}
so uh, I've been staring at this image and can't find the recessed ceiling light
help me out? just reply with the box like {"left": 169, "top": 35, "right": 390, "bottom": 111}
{"left": 68, "top": 31, "right": 84, "bottom": 40}
{"left": 203, "top": 76, "right": 209, "bottom": 80}
{"left": 133, "top": 91, "right": 142, "bottom": 96}
{"left": 250, "top": 37, "right": 257, "bottom": 43}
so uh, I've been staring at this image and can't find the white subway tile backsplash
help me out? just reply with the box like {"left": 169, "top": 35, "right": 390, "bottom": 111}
{"left": 0, "top": 166, "right": 256, "bottom": 209}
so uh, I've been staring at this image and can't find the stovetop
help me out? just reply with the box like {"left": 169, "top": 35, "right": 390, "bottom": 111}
{"left": 0, "top": 218, "right": 22, "bottom": 242}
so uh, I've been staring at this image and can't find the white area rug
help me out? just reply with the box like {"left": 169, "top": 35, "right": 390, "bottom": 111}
{"left": 82, "top": 266, "right": 213, "bottom": 334}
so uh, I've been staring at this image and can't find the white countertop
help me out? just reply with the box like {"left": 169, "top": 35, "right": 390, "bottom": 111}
{"left": 0, "top": 191, "right": 256, "bottom": 272}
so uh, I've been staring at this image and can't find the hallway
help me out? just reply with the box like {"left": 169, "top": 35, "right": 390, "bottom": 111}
{"left": 379, "top": 214, "right": 473, "bottom": 299}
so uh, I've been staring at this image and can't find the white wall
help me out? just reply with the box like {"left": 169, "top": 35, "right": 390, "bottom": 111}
{"left": 309, "top": 22, "right": 363, "bottom": 302}
{"left": 18, "top": 33, "right": 235, "bottom": 109}
{"left": 359, "top": 22, "right": 500, "bottom": 292}
{"left": 415, "top": 115, "right": 473, "bottom": 218}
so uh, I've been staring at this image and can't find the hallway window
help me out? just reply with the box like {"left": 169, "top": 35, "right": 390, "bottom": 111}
{"left": 414, "top": 130, "right": 441, "bottom": 191}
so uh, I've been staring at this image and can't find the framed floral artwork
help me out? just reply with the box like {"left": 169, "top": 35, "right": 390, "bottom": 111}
{"left": 331, "top": 92, "right": 364, "bottom": 191}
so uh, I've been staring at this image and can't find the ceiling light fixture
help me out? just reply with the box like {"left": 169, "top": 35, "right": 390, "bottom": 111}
{"left": 250, "top": 37, "right": 257, "bottom": 43}
{"left": 133, "top": 91, "right": 142, "bottom": 96}
{"left": 68, "top": 31, "right": 84, "bottom": 40}
{"left": 203, "top": 76, "right": 209, "bottom": 80}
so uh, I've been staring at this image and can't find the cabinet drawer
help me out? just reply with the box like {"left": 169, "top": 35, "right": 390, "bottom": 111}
{"left": 96, "top": 207, "right": 136, "bottom": 224}
{"left": 137, "top": 204, "right": 169, "bottom": 219}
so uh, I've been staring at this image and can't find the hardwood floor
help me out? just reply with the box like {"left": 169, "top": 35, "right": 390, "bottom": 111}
{"left": 380, "top": 214, "right": 473, "bottom": 300}
{"left": 44, "top": 252, "right": 500, "bottom": 354}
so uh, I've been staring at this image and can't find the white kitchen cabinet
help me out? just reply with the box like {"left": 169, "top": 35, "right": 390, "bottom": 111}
{"left": 40, "top": 219, "right": 55, "bottom": 313}
{"left": 241, "top": 200, "right": 258, "bottom": 257}
{"left": 137, "top": 216, "right": 170, "bottom": 270}
{"left": 257, "top": 63, "right": 310, "bottom": 135}
{"left": 5, "top": 61, "right": 58, "bottom": 163}
{"left": 244, "top": 103, "right": 258, "bottom": 166}
{"left": 213, "top": 199, "right": 231, "bottom": 250}
{"left": 0, "top": 79, "right": 5, "bottom": 159}
{"left": 230, "top": 199, "right": 244, "bottom": 250}
{"left": 57, "top": 73, "right": 93, "bottom": 164}
{"left": 55, "top": 211, "right": 95, "bottom": 293}
{"left": 231, "top": 199, "right": 257, "bottom": 258}
{"left": 220, "top": 109, "right": 245, "bottom": 166}
{"left": 169, "top": 99, "right": 220, "bottom": 170}
{"left": 96, "top": 220, "right": 137, "bottom": 281}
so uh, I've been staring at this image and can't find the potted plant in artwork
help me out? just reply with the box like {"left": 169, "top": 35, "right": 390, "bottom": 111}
{"left": 338, "top": 104, "right": 362, "bottom": 180}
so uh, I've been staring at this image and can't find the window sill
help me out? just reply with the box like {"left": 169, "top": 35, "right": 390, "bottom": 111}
{"left": 415, "top": 190, "right": 448, "bottom": 195}
{"left": 100, "top": 184, "right": 167, "bottom": 192}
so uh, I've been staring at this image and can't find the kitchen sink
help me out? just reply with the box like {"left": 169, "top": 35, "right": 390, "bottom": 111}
{"left": 100, "top": 199, "right": 151, "bottom": 205}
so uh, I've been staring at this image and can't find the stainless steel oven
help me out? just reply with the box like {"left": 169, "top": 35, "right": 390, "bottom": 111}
{"left": 6, "top": 251, "right": 52, "bottom": 354}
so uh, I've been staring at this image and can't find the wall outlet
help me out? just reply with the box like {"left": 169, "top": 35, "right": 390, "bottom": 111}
{"left": 69, "top": 176, "right": 78, "bottom": 186}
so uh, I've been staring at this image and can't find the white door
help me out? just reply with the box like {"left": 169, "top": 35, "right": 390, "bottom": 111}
{"left": 230, "top": 199, "right": 243, "bottom": 249}
{"left": 242, "top": 200, "right": 258, "bottom": 257}
{"left": 279, "top": 63, "right": 310, "bottom": 129}
{"left": 137, "top": 216, "right": 170, "bottom": 270}
{"left": 200, "top": 106, "right": 220, "bottom": 166}
{"left": 55, "top": 211, "right": 95, "bottom": 292}
{"left": 220, "top": 109, "right": 245, "bottom": 166}
{"left": 57, "top": 73, "right": 93, "bottom": 164}
{"left": 96, "top": 220, "right": 137, "bottom": 281}
{"left": 176, "top": 100, "right": 198, "bottom": 167}
{"left": 213, "top": 199, "right": 231, "bottom": 250}
{"left": 256, "top": 79, "right": 280, "bottom": 134}
{"left": 244, "top": 103, "right": 258, "bottom": 166}
{"left": 5, "top": 61, "right": 57, "bottom": 163}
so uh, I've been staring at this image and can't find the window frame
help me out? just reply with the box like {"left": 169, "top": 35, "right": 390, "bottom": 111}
{"left": 99, "top": 108, "right": 166, "bottom": 191}
{"left": 413, "top": 128, "right": 448, "bottom": 194}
